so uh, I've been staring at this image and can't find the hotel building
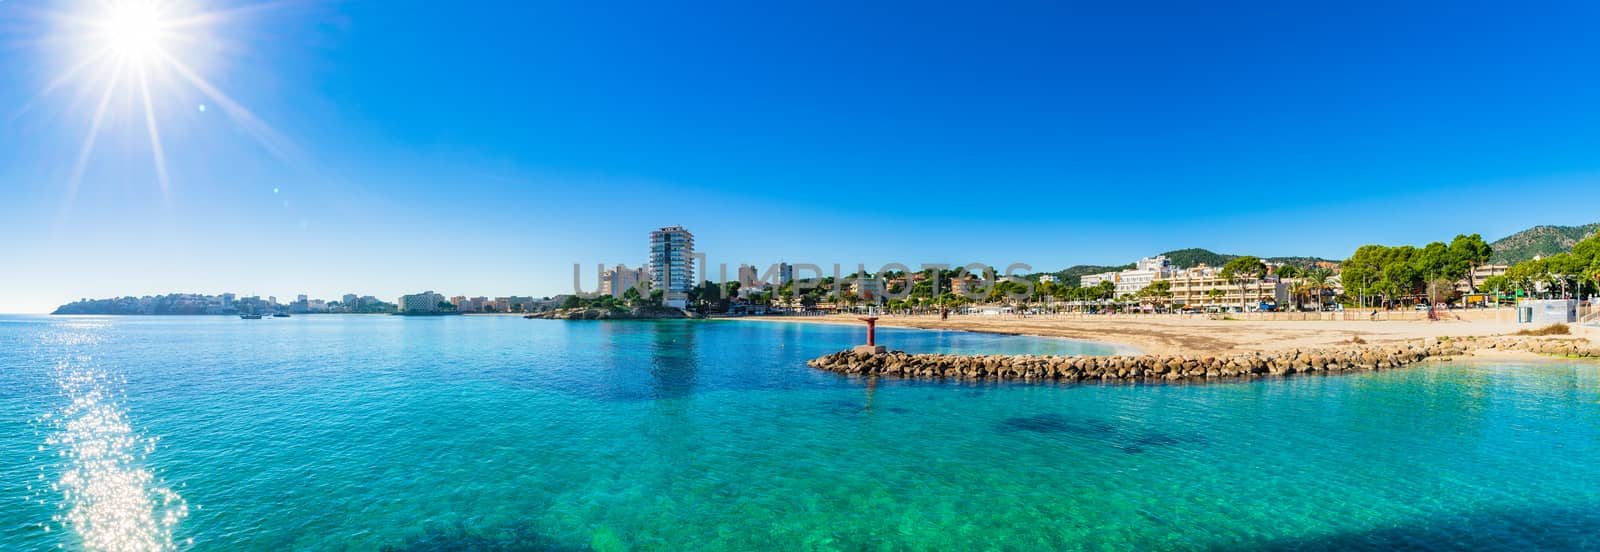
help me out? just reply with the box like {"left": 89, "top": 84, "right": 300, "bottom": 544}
{"left": 1457, "top": 264, "right": 1510, "bottom": 293}
{"left": 1081, "top": 255, "right": 1176, "bottom": 296}
{"left": 850, "top": 277, "right": 886, "bottom": 303}
{"left": 1162, "top": 266, "right": 1289, "bottom": 310}
{"left": 399, "top": 291, "right": 447, "bottom": 314}
{"left": 649, "top": 225, "right": 696, "bottom": 308}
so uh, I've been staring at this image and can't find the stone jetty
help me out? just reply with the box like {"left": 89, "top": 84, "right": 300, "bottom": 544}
{"left": 807, "top": 336, "right": 1600, "bottom": 383}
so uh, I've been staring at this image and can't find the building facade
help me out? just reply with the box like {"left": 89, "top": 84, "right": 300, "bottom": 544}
{"left": 850, "top": 277, "right": 886, "bottom": 303}
{"left": 399, "top": 291, "right": 447, "bottom": 314}
{"left": 1081, "top": 255, "right": 1176, "bottom": 296}
{"left": 778, "top": 262, "right": 795, "bottom": 286}
{"left": 1162, "top": 267, "right": 1288, "bottom": 311}
{"left": 649, "top": 226, "right": 696, "bottom": 308}
{"left": 1458, "top": 264, "right": 1510, "bottom": 293}
{"left": 600, "top": 265, "right": 651, "bottom": 298}
{"left": 738, "top": 264, "right": 760, "bottom": 290}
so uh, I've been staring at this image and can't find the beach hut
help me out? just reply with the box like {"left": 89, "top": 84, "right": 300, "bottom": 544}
{"left": 1517, "top": 299, "right": 1577, "bottom": 324}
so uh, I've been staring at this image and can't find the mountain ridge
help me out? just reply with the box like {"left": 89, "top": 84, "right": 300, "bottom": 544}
{"left": 1489, "top": 222, "right": 1600, "bottom": 264}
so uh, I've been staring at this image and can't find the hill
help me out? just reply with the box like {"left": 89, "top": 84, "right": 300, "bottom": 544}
{"left": 1157, "top": 248, "right": 1336, "bottom": 270}
{"left": 1489, "top": 223, "right": 1600, "bottom": 264}
{"left": 1033, "top": 264, "right": 1134, "bottom": 287}
{"left": 1159, "top": 248, "right": 1232, "bottom": 269}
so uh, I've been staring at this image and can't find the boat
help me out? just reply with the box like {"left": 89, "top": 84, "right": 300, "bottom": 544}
{"left": 273, "top": 313, "right": 290, "bottom": 318}
{"left": 240, "top": 313, "right": 263, "bottom": 319}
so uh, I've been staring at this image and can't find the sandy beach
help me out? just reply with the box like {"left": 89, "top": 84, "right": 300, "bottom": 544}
{"left": 746, "top": 313, "right": 1595, "bottom": 356}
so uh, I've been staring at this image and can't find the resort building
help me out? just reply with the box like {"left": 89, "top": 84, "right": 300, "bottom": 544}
{"left": 1082, "top": 255, "right": 1176, "bottom": 296}
{"left": 399, "top": 291, "right": 447, "bottom": 314}
{"left": 450, "top": 296, "right": 489, "bottom": 312}
{"left": 1038, "top": 274, "right": 1058, "bottom": 284}
{"left": 1160, "top": 266, "right": 1288, "bottom": 311}
{"left": 600, "top": 265, "right": 650, "bottom": 298}
{"left": 850, "top": 277, "right": 886, "bottom": 303}
{"left": 649, "top": 226, "right": 696, "bottom": 308}
{"left": 950, "top": 277, "right": 971, "bottom": 296}
{"left": 492, "top": 296, "right": 537, "bottom": 313}
{"left": 1457, "top": 264, "right": 1510, "bottom": 293}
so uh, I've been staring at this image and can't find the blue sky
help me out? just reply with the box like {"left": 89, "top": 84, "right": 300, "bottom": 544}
{"left": 3, "top": 1, "right": 1600, "bottom": 312}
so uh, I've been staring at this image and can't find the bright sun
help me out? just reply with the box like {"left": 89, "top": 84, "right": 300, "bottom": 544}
{"left": 26, "top": 0, "right": 296, "bottom": 198}
{"left": 101, "top": 2, "right": 167, "bottom": 60}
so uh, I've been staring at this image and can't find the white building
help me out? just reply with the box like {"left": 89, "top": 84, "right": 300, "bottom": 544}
{"left": 399, "top": 291, "right": 447, "bottom": 314}
{"left": 649, "top": 226, "right": 695, "bottom": 308}
{"left": 1081, "top": 255, "right": 1176, "bottom": 296}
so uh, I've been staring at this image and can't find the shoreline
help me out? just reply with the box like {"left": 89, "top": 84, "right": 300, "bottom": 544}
{"left": 747, "top": 313, "right": 1597, "bottom": 360}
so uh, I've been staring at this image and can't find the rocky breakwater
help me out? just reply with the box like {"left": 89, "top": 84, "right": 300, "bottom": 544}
{"left": 1466, "top": 335, "right": 1600, "bottom": 358}
{"left": 807, "top": 337, "right": 1600, "bottom": 383}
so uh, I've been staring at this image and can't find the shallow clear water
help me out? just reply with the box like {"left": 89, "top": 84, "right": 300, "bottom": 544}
{"left": 2, "top": 315, "right": 1598, "bottom": 551}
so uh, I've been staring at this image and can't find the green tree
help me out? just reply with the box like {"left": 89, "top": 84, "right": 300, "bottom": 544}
{"left": 1205, "top": 288, "right": 1227, "bottom": 309}
{"left": 1095, "top": 280, "right": 1116, "bottom": 301}
{"left": 622, "top": 286, "right": 642, "bottom": 307}
{"left": 1448, "top": 233, "right": 1493, "bottom": 291}
{"left": 1219, "top": 256, "right": 1268, "bottom": 311}
{"left": 1135, "top": 280, "right": 1174, "bottom": 311}
{"left": 1379, "top": 246, "right": 1421, "bottom": 306}
{"left": 1342, "top": 245, "right": 1388, "bottom": 308}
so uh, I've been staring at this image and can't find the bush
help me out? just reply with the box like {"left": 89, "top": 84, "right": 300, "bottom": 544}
{"left": 1514, "top": 323, "right": 1570, "bottom": 336}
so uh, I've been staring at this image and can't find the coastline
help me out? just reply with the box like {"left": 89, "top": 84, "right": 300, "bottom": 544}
{"left": 747, "top": 313, "right": 1597, "bottom": 361}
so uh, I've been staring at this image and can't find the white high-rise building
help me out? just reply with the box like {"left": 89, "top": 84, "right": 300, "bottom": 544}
{"left": 649, "top": 226, "right": 695, "bottom": 308}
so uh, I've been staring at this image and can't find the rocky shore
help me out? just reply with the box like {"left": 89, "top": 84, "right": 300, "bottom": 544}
{"left": 807, "top": 336, "right": 1600, "bottom": 383}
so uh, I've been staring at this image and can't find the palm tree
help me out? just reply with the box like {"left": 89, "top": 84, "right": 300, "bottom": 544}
{"left": 1303, "top": 268, "right": 1333, "bottom": 311}
{"left": 1276, "top": 265, "right": 1301, "bottom": 311}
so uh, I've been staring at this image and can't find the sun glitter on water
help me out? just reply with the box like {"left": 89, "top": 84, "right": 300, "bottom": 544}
{"left": 40, "top": 347, "right": 188, "bottom": 551}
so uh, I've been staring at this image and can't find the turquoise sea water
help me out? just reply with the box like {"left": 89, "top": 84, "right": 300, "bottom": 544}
{"left": 2, "top": 315, "right": 1598, "bottom": 551}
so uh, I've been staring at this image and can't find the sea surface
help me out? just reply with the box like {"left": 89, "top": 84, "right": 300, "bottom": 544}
{"left": 2, "top": 314, "right": 1598, "bottom": 551}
